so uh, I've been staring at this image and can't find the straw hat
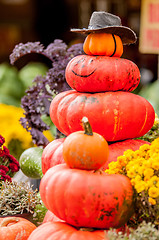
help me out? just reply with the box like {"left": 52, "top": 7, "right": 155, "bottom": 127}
{"left": 71, "top": 11, "right": 137, "bottom": 45}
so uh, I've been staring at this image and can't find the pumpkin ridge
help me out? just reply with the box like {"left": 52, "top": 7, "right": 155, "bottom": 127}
{"left": 112, "top": 96, "right": 120, "bottom": 141}
{"left": 66, "top": 93, "right": 88, "bottom": 133}
{"left": 110, "top": 34, "right": 117, "bottom": 57}
{"left": 138, "top": 98, "right": 148, "bottom": 135}
{"left": 44, "top": 167, "right": 67, "bottom": 220}
{"left": 50, "top": 90, "right": 74, "bottom": 133}
{"left": 57, "top": 92, "right": 78, "bottom": 135}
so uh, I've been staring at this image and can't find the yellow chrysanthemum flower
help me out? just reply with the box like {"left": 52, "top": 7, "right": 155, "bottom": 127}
{"left": 117, "top": 155, "right": 128, "bottom": 167}
{"left": 131, "top": 175, "right": 142, "bottom": 186}
{"left": 137, "top": 166, "right": 146, "bottom": 176}
{"left": 144, "top": 168, "right": 154, "bottom": 179}
{"left": 148, "top": 186, "right": 159, "bottom": 198}
{"left": 148, "top": 197, "right": 156, "bottom": 205}
{"left": 135, "top": 181, "right": 147, "bottom": 193}
{"left": 133, "top": 149, "right": 140, "bottom": 158}
{"left": 151, "top": 159, "right": 159, "bottom": 170}
{"left": 147, "top": 176, "right": 159, "bottom": 187}
{"left": 142, "top": 159, "right": 152, "bottom": 168}
{"left": 127, "top": 169, "right": 136, "bottom": 179}
{"left": 139, "top": 144, "right": 150, "bottom": 152}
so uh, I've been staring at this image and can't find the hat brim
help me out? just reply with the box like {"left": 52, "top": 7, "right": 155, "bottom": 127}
{"left": 71, "top": 26, "right": 137, "bottom": 45}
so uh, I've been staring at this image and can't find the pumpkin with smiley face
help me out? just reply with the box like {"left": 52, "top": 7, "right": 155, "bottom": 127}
{"left": 65, "top": 55, "right": 140, "bottom": 92}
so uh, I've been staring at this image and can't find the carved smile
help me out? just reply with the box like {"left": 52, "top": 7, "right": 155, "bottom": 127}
{"left": 71, "top": 68, "right": 97, "bottom": 78}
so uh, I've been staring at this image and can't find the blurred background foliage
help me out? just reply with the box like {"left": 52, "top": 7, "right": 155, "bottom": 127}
{"left": 138, "top": 81, "right": 159, "bottom": 116}
{"left": 0, "top": 61, "right": 54, "bottom": 159}
{"left": 0, "top": 62, "right": 48, "bottom": 106}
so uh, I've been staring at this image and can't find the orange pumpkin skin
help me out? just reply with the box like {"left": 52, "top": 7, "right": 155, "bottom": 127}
{"left": 43, "top": 210, "right": 64, "bottom": 224}
{"left": 42, "top": 211, "right": 129, "bottom": 236}
{"left": 0, "top": 217, "right": 36, "bottom": 240}
{"left": 40, "top": 164, "right": 134, "bottom": 229}
{"left": 63, "top": 128, "right": 109, "bottom": 170}
{"left": 41, "top": 138, "right": 65, "bottom": 174}
{"left": 28, "top": 222, "right": 106, "bottom": 240}
{"left": 83, "top": 33, "right": 123, "bottom": 57}
{"left": 102, "top": 139, "right": 150, "bottom": 170}
{"left": 49, "top": 90, "right": 155, "bottom": 142}
{"left": 65, "top": 55, "right": 140, "bottom": 92}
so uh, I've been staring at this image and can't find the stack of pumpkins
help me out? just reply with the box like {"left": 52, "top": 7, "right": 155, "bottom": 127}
{"left": 29, "top": 117, "right": 135, "bottom": 239}
{"left": 29, "top": 12, "right": 155, "bottom": 239}
{"left": 41, "top": 12, "right": 155, "bottom": 174}
{"left": 49, "top": 46, "right": 154, "bottom": 143}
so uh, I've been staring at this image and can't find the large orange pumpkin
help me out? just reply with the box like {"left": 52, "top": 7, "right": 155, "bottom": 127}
{"left": 0, "top": 217, "right": 36, "bottom": 240}
{"left": 83, "top": 32, "right": 123, "bottom": 57}
{"left": 28, "top": 221, "right": 106, "bottom": 240}
{"left": 50, "top": 90, "right": 155, "bottom": 142}
{"left": 65, "top": 55, "right": 140, "bottom": 92}
{"left": 40, "top": 164, "right": 134, "bottom": 229}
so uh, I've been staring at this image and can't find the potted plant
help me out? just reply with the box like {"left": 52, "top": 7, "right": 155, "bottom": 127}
{"left": 0, "top": 180, "right": 45, "bottom": 225}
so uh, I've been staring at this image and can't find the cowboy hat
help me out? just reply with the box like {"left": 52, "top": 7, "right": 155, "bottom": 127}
{"left": 71, "top": 11, "right": 137, "bottom": 45}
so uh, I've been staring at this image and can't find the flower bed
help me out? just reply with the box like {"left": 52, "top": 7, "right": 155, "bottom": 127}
{"left": 106, "top": 138, "right": 159, "bottom": 227}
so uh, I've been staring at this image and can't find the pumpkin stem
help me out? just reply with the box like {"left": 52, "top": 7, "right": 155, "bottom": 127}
{"left": 1, "top": 217, "right": 19, "bottom": 227}
{"left": 82, "top": 117, "right": 93, "bottom": 136}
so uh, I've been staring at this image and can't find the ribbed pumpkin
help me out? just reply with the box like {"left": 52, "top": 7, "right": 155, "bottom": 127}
{"left": 83, "top": 32, "right": 123, "bottom": 57}
{"left": 28, "top": 222, "right": 106, "bottom": 240}
{"left": 40, "top": 164, "right": 134, "bottom": 229}
{"left": 0, "top": 217, "right": 36, "bottom": 240}
{"left": 63, "top": 117, "right": 109, "bottom": 170}
{"left": 49, "top": 90, "right": 155, "bottom": 142}
{"left": 65, "top": 55, "right": 140, "bottom": 92}
{"left": 41, "top": 138, "right": 65, "bottom": 174}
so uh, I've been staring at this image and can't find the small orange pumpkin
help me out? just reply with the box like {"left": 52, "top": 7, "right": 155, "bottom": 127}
{"left": 0, "top": 217, "right": 36, "bottom": 240}
{"left": 63, "top": 117, "right": 109, "bottom": 170}
{"left": 83, "top": 32, "right": 123, "bottom": 57}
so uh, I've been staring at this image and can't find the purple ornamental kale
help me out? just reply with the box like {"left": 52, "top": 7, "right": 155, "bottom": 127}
{"left": 10, "top": 39, "right": 84, "bottom": 147}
